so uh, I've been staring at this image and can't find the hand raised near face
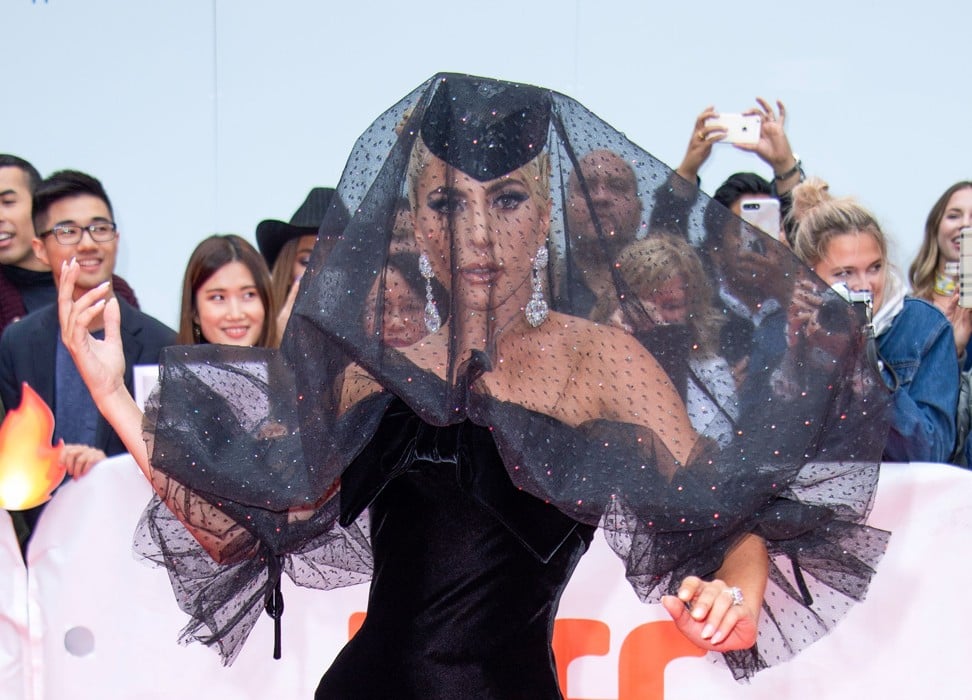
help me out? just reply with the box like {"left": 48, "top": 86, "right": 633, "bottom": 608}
{"left": 57, "top": 258, "right": 126, "bottom": 404}
{"left": 930, "top": 292, "right": 972, "bottom": 356}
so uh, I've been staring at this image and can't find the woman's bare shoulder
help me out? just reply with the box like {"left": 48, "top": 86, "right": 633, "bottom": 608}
{"left": 548, "top": 311, "right": 644, "bottom": 352}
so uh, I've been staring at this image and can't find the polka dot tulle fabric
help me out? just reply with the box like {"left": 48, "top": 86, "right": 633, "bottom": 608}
{"left": 141, "top": 74, "right": 891, "bottom": 678}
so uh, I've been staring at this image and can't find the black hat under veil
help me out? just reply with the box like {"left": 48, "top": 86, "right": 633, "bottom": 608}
{"left": 140, "top": 73, "right": 891, "bottom": 678}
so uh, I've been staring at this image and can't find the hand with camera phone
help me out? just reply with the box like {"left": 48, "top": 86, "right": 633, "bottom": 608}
{"left": 932, "top": 226, "right": 972, "bottom": 356}
{"left": 704, "top": 113, "right": 761, "bottom": 145}
{"left": 738, "top": 98, "right": 801, "bottom": 195}
{"left": 932, "top": 289, "right": 972, "bottom": 358}
{"left": 785, "top": 276, "right": 854, "bottom": 358}
{"left": 674, "top": 98, "right": 798, "bottom": 190}
{"left": 675, "top": 105, "right": 759, "bottom": 184}
{"left": 777, "top": 276, "right": 830, "bottom": 396}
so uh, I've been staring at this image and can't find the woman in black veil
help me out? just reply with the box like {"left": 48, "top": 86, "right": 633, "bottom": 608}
{"left": 59, "top": 73, "right": 890, "bottom": 696}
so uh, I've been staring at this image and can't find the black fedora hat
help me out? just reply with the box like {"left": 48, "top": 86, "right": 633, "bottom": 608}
{"left": 256, "top": 187, "right": 336, "bottom": 269}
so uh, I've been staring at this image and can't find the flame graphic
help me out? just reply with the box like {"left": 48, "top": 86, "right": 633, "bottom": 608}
{"left": 0, "top": 383, "right": 65, "bottom": 510}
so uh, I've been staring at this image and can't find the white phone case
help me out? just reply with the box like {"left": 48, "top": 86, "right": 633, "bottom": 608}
{"left": 705, "top": 113, "right": 761, "bottom": 145}
{"left": 739, "top": 197, "right": 781, "bottom": 240}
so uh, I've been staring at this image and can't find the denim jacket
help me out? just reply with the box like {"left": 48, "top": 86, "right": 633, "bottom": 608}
{"left": 877, "top": 297, "right": 958, "bottom": 463}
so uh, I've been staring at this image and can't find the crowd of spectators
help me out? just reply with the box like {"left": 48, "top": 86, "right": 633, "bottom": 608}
{"left": 1, "top": 99, "right": 967, "bottom": 553}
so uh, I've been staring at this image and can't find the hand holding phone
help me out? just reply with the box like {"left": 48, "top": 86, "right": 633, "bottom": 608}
{"left": 705, "top": 113, "right": 761, "bottom": 145}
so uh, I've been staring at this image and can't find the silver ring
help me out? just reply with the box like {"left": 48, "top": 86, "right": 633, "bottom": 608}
{"left": 724, "top": 586, "right": 744, "bottom": 606}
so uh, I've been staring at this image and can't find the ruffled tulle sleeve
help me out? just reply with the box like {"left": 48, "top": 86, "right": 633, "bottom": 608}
{"left": 471, "top": 383, "right": 889, "bottom": 680}
{"left": 136, "top": 345, "right": 373, "bottom": 664}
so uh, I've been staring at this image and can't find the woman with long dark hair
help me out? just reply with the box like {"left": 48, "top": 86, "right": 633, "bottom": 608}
{"left": 178, "top": 234, "right": 277, "bottom": 348}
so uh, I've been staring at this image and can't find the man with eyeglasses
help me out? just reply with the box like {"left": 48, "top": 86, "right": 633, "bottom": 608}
{"left": 0, "top": 155, "right": 141, "bottom": 338}
{"left": 0, "top": 170, "right": 175, "bottom": 549}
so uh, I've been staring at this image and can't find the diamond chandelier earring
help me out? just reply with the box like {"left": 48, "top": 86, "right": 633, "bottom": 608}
{"left": 419, "top": 252, "right": 442, "bottom": 333}
{"left": 525, "top": 244, "right": 549, "bottom": 327}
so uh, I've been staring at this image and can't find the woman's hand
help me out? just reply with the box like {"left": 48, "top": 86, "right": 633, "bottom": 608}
{"left": 57, "top": 258, "right": 126, "bottom": 404}
{"left": 661, "top": 576, "right": 759, "bottom": 651}
{"left": 58, "top": 258, "right": 154, "bottom": 483}
{"left": 662, "top": 533, "right": 766, "bottom": 652}
{"left": 739, "top": 98, "right": 799, "bottom": 192}
{"left": 785, "top": 277, "right": 850, "bottom": 364}
{"left": 786, "top": 277, "right": 824, "bottom": 348}
{"left": 60, "top": 444, "right": 108, "bottom": 479}
{"left": 675, "top": 106, "right": 723, "bottom": 183}
{"left": 933, "top": 292, "right": 972, "bottom": 355}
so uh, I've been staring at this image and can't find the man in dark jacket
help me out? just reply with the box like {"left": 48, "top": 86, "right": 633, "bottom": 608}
{"left": 0, "top": 169, "right": 175, "bottom": 550}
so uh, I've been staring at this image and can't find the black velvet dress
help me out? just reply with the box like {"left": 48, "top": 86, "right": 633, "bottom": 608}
{"left": 316, "top": 402, "right": 593, "bottom": 698}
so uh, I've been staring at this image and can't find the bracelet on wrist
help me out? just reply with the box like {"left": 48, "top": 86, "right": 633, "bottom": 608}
{"left": 774, "top": 156, "right": 803, "bottom": 182}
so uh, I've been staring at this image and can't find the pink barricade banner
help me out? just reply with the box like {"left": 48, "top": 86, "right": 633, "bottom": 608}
{"left": 4, "top": 456, "right": 969, "bottom": 699}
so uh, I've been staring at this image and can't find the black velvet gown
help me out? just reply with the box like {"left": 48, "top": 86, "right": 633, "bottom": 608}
{"left": 315, "top": 401, "right": 594, "bottom": 698}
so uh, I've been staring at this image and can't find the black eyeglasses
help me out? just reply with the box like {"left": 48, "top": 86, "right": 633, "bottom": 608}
{"left": 38, "top": 222, "right": 118, "bottom": 245}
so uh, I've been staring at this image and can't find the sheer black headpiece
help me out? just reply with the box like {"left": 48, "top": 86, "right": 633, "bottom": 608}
{"left": 420, "top": 74, "right": 550, "bottom": 181}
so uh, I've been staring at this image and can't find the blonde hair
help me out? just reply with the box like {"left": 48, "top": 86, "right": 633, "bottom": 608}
{"left": 790, "top": 177, "right": 888, "bottom": 268}
{"left": 908, "top": 181, "right": 972, "bottom": 300}
{"left": 610, "top": 234, "right": 724, "bottom": 354}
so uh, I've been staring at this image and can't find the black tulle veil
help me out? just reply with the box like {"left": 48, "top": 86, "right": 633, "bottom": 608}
{"left": 140, "top": 73, "right": 891, "bottom": 678}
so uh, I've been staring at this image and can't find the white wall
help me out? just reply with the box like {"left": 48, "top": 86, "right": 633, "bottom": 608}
{"left": 6, "top": 0, "right": 969, "bottom": 327}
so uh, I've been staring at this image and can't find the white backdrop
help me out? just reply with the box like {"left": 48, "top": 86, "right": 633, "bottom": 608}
{"left": 1, "top": 457, "right": 969, "bottom": 699}
{"left": 5, "top": 0, "right": 970, "bottom": 328}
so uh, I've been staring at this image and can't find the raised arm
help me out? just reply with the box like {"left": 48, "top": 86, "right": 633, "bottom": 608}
{"left": 675, "top": 105, "right": 722, "bottom": 183}
{"left": 739, "top": 98, "right": 801, "bottom": 196}
{"left": 58, "top": 259, "right": 149, "bottom": 475}
{"left": 58, "top": 259, "right": 255, "bottom": 563}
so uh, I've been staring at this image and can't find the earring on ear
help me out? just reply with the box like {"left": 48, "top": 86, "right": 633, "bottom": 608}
{"left": 192, "top": 323, "right": 203, "bottom": 344}
{"left": 419, "top": 252, "right": 442, "bottom": 333}
{"left": 525, "top": 244, "right": 549, "bottom": 327}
